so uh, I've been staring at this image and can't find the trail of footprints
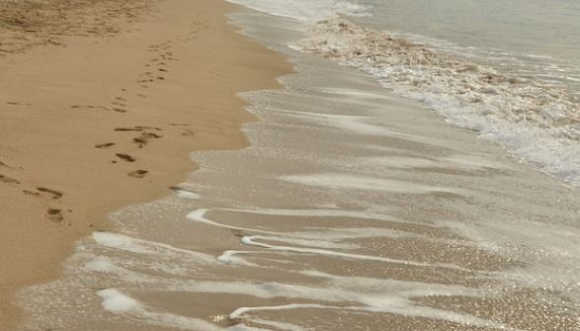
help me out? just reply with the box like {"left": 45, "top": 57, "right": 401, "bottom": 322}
{"left": 2, "top": 32, "right": 199, "bottom": 225}
{"left": 69, "top": 40, "right": 176, "bottom": 113}
{"left": 0, "top": 162, "right": 67, "bottom": 224}
{"left": 91, "top": 37, "right": 194, "bottom": 180}
{"left": 68, "top": 26, "right": 204, "bottom": 114}
{"left": 139, "top": 41, "right": 176, "bottom": 88}
{"left": 95, "top": 125, "right": 163, "bottom": 180}
{"left": 96, "top": 123, "right": 195, "bottom": 181}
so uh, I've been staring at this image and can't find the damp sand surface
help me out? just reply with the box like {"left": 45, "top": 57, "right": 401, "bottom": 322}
{"left": 15, "top": 10, "right": 580, "bottom": 331}
{"left": 0, "top": 0, "right": 290, "bottom": 328}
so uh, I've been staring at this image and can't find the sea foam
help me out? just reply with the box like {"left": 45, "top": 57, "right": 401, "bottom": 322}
{"left": 296, "top": 17, "right": 580, "bottom": 187}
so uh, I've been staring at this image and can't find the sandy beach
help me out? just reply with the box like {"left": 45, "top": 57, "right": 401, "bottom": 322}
{"left": 0, "top": 0, "right": 290, "bottom": 328}
{"left": 3, "top": 0, "right": 580, "bottom": 330}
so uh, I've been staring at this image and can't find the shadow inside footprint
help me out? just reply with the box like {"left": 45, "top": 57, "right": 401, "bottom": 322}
{"left": 128, "top": 170, "right": 148, "bottom": 178}
{"left": 115, "top": 127, "right": 143, "bottom": 132}
{"left": 133, "top": 131, "right": 163, "bottom": 147}
{"left": 0, "top": 174, "right": 20, "bottom": 184}
{"left": 37, "top": 187, "right": 63, "bottom": 199}
{"left": 47, "top": 209, "right": 63, "bottom": 223}
{"left": 95, "top": 143, "right": 115, "bottom": 149}
{"left": 115, "top": 154, "right": 136, "bottom": 162}
{"left": 115, "top": 126, "right": 162, "bottom": 132}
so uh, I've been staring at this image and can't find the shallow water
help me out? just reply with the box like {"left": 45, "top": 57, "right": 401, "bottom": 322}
{"left": 228, "top": 0, "right": 580, "bottom": 188}
{"left": 17, "top": 4, "right": 580, "bottom": 331}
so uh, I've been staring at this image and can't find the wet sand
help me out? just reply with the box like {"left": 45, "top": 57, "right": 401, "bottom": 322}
{"left": 0, "top": 0, "right": 290, "bottom": 328}
{"left": 13, "top": 9, "right": 580, "bottom": 331}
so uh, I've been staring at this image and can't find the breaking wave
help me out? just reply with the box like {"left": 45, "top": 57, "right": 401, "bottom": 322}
{"left": 295, "top": 17, "right": 580, "bottom": 187}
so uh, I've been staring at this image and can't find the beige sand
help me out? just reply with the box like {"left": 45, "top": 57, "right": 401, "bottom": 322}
{"left": 0, "top": 0, "right": 291, "bottom": 328}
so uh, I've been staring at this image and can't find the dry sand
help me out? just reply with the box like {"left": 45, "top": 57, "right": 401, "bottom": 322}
{"left": 0, "top": 0, "right": 291, "bottom": 328}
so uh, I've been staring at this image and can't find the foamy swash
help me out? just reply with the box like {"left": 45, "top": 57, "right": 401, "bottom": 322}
{"left": 295, "top": 17, "right": 580, "bottom": 187}
{"left": 226, "top": 0, "right": 580, "bottom": 187}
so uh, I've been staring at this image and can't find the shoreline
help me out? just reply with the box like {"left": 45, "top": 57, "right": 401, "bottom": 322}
{"left": 6, "top": 3, "right": 580, "bottom": 330}
{"left": 0, "top": 0, "right": 291, "bottom": 328}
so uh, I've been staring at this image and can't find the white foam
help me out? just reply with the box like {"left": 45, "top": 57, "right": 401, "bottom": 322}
{"left": 246, "top": 234, "right": 356, "bottom": 250}
{"left": 358, "top": 154, "right": 509, "bottom": 172}
{"left": 175, "top": 190, "right": 202, "bottom": 200}
{"left": 97, "top": 289, "right": 227, "bottom": 330}
{"left": 281, "top": 173, "right": 464, "bottom": 195}
{"left": 285, "top": 110, "right": 402, "bottom": 137}
{"left": 249, "top": 319, "right": 312, "bottom": 331}
{"left": 227, "top": 325, "right": 273, "bottom": 331}
{"left": 92, "top": 232, "right": 215, "bottom": 264}
{"left": 97, "top": 289, "right": 141, "bottom": 313}
{"left": 189, "top": 208, "right": 464, "bottom": 251}
{"left": 230, "top": 304, "right": 332, "bottom": 320}
{"left": 65, "top": 260, "right": 502, "bottom": 330}
{"left": 93, "top": 232, "right": 152, "bottom": 254}
{"left": 84, "top": 256, "right": 157, "bottom": 283}
{"left": 239, "top": 236, "right": 468, "bottom": 271}
{"left": 299, "top": 269, "right": 483, "bottom": 297}
{"left": 187, "top": 209, "right": 278, "bottom": 236}
{"left": 84, "top": 256, "right": 117, "bottom": 273}
{"left": 297, "top": 17, "right": 580, "bottom": 187}
{"left": 229, "top": 303, "right": 509, "bottom": 330}
{"left": 89, "top": 267, "right": 496, "bottom": 328}
{"left": 220, "top": 206, "right": 408, "bottom": 224}
{"left": 217, "top": 250, "right": 256, "bottom": 266}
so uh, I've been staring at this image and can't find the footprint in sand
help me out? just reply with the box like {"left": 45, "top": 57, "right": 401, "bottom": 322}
{"left": 111, "top": 97, "right": 128, "bottom": 113}
{"left": 23, "top": 190, "right": 40, "bottom": 197}
{"left": 133, "top": 131, "right": 162, "bottom": 147}
{"left": 95, "top": 142, "right": 115, "bottom": 149}
{"left": 0, "top": 174, "right": 20, "bottom": 184}
{"left": 115, "top": 153, "right": 136, "bottom": 162}
{"left": 128, "top": 170, "right": 148, "bottom": 178}
{"left": 115, "top": 126, "right": 162, "bottom": 132}
{"left": 181, "top": 129, "right": 195, "bottom": 137}
{"left": 47, "top": 208, "right": 63, "bottom": 223}
{"left": 37, "top": 187, "right": 63, "bottom": 199}
{"left": 115, "top": 127, "right": 143, "bottom": 132}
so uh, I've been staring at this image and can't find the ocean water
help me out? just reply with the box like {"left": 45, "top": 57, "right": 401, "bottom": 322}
{"left": 16, "top": 2, "right": 580, "bottom": 331}
{"left": 229, "top": 0, "right": 580, "bottom": 187}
